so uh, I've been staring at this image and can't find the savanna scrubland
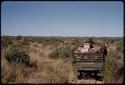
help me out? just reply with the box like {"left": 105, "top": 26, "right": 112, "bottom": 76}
{"left": 1, "top": 36, "right": 123, "bottom": 84}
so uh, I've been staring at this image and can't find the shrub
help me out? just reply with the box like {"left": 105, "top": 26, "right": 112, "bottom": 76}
{"left": 48, "top": 49, "right": 60, "bottom": 59}
{"left": 104, "top": 60, "right": 114, "bottom": 83}
{"left": 4, "top": 47, "right": 30, "bottom": 66}
{"left": 115, "top": 40, "right": 123, "bottom": 52}
{"left": 104, "top": 39, "right": 123, "bottom": 83}
{"left": 1, "top": 38, "right": 13, "bottom": 49}
{"left": 60, "top": 47, "right": 73, "bottom": 59}
{"left": 48, "top": 47, "right": 73, "bottom": 59}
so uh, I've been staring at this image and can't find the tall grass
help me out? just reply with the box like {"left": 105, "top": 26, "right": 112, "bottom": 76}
{"left": 1, "top": 36, "right": 123, "bottom": 83}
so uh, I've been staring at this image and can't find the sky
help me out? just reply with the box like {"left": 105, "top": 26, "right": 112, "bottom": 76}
{"left": 1, "top": 1, "right": 123, "bottom": 37}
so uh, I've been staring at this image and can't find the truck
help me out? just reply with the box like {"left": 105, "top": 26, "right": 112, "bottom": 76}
{"left": 72, "top": 39, "right": 107, "bottom": 80}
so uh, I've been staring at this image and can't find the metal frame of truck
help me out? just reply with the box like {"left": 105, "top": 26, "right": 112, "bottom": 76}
{"left": 73, "top": 51, "right": 105, "bottom": 80}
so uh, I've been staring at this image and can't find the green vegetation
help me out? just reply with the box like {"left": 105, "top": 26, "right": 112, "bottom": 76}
{"left": 4, "top": 49, "right": 29, "bottom": 65}
{"left": 48, "top": 47, "right": 73, "bottom": 59}
{"left": 104, "top": 60, "right": 115, "bottom": 83}
{"left": 115, "top": 39, "right": 123, "bottom": 51}
{"left": 48, "top": 48, "right": 60, "bottom": 59}
{"left": 104, "top": 39, "right": 123, "bottom": 83}
{"left": 1, "top": 36, "right": 123, "bottom": 83}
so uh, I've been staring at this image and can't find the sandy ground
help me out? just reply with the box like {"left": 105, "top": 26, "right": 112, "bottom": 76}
{"left": 76, "top": 79, "right": 103, "bottom": 84}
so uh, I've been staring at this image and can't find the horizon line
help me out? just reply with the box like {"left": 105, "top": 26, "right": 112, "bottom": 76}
{"left": 1, "top": 35, "right": 123, "bottom": 38}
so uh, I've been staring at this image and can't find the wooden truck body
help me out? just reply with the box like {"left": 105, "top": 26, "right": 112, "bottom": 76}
{"left": 73, "top": 40, "right": 107, "bottom": 80}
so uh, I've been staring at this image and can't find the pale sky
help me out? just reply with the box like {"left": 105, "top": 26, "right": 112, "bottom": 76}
{"left": 1, "top": 1, "right": 123, "bottom": 37}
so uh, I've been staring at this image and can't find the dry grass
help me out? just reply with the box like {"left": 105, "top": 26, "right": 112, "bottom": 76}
{"left": 1, "top": 37, "right": 123, "bottom": 84}
{"left": 1, "top": 42, "right": 73, "bottom": 83}
{"left": 1, "top": 57, "right": 10, "bottom": 83}
{"left": 32, "top": 59, "right": 71, "bottom": 83}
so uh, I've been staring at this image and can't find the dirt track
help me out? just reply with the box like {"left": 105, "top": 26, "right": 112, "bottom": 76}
{"left": 76, "top": 79, "right": 103, "bottom": 84}
{"left": 69, "top": 78, "right": 103, "bottom": 84}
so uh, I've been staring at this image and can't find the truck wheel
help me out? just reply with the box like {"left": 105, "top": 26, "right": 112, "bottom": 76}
{"left": 99, "top": 76, "right": 103, "bottom": 81}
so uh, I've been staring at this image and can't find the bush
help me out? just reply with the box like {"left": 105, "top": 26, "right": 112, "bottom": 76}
{"left": 104, "top": 39, "right": 123, "bottom": 83}
{"left": 48, "top": 47, "right": 73, "bottom": 59}
{"left": 104, "top": 60, "right": 114, "bottom": 83}
{"left": 48, "top": 49, "right": 60, "bottom": 59}
{"left": 115, "top": 40, "right": 123, "bottom": 51}
{"left": 60, "top": 47, "right": 73, "bottom": 58}
{"left": 1, "top": 38, "right": 13, "bottom": 49}
{"left": 4, "top": 47, "right": 30, "bottom": 66}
